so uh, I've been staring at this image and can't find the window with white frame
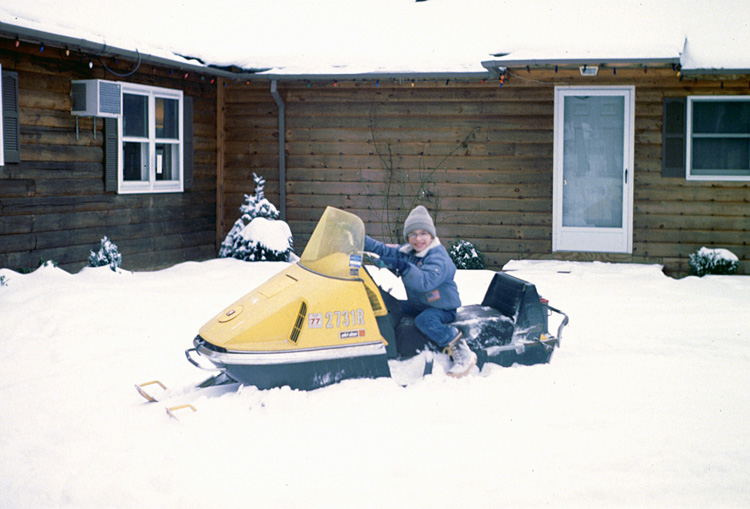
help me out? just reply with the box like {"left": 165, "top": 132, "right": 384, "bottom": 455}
{"left": 687, "top": 96, "right": 750, "bottom": 181}
{"left": 119, "top": 83, "right": 183, "bottom": 193}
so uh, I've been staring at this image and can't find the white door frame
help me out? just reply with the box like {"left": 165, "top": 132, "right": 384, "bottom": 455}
{"left": 552, "top": 85, "right": 635, "bottom": 254}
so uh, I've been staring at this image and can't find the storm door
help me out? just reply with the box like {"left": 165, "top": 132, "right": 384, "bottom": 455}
{"left": 553, "top": 86, "right": 634, "bottom": 253}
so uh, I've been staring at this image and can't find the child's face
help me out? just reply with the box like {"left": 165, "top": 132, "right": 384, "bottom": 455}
{"left": 407, "top": 230, "right": 433, "bottom": 253}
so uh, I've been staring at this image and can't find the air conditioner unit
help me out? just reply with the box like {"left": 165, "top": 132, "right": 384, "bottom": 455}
{"left": 71, "top": 79, "right": 121, "bottom": 117}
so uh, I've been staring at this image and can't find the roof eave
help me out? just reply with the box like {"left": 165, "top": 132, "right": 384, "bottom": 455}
{"left": 678, "top": 67, "right": 750, "bottom": 77}
{"left": 240, "top": 71, "right": 490, "bottom": 81}
{"left": 18, "top": 21, "right": 743, "bottom": 82}
{"left": 0, "top": 22, "right": 250, "bottom": 80}
{"left": 482, "top": 56, "right": 681, "bottom": 69}
{"left": 0, "top": 22, "right": 493, "bottom": 82}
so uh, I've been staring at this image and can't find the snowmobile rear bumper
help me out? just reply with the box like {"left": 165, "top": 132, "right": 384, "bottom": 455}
{"left": 190, "top": 336, "right": 391, "bottom": 390}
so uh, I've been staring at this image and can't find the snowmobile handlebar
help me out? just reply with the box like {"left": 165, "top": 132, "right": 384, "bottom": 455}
{"left": 363, "top": 251, "right": 380, "bottom": 262}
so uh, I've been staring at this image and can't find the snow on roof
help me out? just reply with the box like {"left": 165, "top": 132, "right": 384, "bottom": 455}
{"left": 1, "top": 0, "right": 749, "bottom": 76}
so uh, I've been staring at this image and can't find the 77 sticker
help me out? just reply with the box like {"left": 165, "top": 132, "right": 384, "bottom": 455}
{"left": 308, "top": 313, "right": 323, "bottom": 328}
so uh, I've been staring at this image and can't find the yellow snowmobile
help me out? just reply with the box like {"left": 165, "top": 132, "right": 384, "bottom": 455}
{"left": 186, "top": 206, "right": 568, "bottom": 390}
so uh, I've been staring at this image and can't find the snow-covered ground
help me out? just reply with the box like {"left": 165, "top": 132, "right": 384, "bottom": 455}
{"left": 1, "top": 258, "right": 749, "bottom": 508}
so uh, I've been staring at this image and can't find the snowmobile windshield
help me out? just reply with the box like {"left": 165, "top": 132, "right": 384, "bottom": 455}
{"left": 299, "top": 206, "right": 365, "bottom": 280}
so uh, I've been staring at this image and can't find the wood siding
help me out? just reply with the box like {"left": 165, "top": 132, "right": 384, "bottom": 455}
{"left": 1, "top": 38, "right": 746, "bottom": 277}
{"left": 0, "top": 39, "right": 217, "bottom": 272}
{"left": 634, "top": 74, "right": 749, "bottom": 274}
{"left": 222, "top": 68, "right": 749, "bottom": 275}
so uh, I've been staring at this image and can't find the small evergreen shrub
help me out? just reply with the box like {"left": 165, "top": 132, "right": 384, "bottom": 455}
{"left": 89, "top": 236, "right": 122, "bottom": 271}
{"left": 219, "top": 173, "right": 294, "bottom": 262}
{"left": 689, "top": 246, "right": 739, "bottom": 276}
{"left": 0, "top": 274, "right": 7, "bottom": 287}
{"left": 21, "top": 259, "right": 58, "bottom": 273}
{"left": 449, "top": 238, "right": 485, "bottom": 270}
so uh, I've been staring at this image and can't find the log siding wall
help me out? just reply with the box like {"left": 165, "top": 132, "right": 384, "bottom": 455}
{"left": 223, "top": 68, "right": 749, "bottom": 275}
{"left": 0, "top": 40, "right": 217, "bottom": 272}
{"left": 1, "top": 40, "right": 746, "bottom": 277}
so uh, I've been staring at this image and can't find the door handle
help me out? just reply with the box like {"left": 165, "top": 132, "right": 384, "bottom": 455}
{"left": 624, "top": 169, "right": 628, "bottom": 184}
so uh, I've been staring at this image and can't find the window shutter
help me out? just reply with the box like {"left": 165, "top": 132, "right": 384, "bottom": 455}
{"left": 662, "top": 97, "right": 686, "bottom": 178}
{"left": 2, "top": 70, "right": 21, "bottom": 164}
{"left": 104, "top": 117, "right": 118, "bottom": 192}
{"left": 183, "top": 95, "right": 194, "bottom": 190}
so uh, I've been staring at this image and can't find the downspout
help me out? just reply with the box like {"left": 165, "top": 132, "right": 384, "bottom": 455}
{"left": 216, "top": 77, "right": 226, "bottom": 250}
{"left": 270, "top": 80, "right": 286, "bottom": 220}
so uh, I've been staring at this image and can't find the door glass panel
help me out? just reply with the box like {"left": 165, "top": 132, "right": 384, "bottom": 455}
{"left": 562, "top": 96, "right": 624, "bottom": 228}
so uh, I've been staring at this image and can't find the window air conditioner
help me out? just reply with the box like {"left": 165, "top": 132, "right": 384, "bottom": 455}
{"left": 71, "top": 79, "right": 121, "bottom": 117}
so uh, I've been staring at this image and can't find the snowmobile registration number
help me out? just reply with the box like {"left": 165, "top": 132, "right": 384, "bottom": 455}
{"left": 308, "top": 309, "right": 365, "bottom": 329}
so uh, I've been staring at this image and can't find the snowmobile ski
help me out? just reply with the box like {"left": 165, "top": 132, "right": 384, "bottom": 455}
{"left": 135, "top": 372, "right": 237, "bottom": 403}
{"left": 136, "top": 373, "right": 239, "bottom": 420}
{"left": 165, "top": 403, "right": 197, "bottom": 420}
{"left": 135, "top": 380, "right": 167, "bottom": 402}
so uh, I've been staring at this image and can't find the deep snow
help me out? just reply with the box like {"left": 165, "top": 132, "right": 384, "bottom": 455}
{"left": 1, "top": 258, "right": 749, "bottom": 508}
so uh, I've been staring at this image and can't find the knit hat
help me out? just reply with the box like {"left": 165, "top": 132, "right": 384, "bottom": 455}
{"left": 403, "top": 205, "right": 436, "bottom": 241}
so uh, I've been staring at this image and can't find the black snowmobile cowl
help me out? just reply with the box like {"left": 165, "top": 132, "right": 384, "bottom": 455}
{"left": 186, "top": 206, "right": 568, "bottom": 391}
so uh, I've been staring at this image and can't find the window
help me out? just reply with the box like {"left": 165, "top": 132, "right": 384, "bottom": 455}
{"left": 0, "top": 64, "right": 4, "bottom": 167}
{"left": 686, "top": 96, "right": 750, "bottom": 181}
{"left": 118, "top": 83, "right": 184, "bottom": 193}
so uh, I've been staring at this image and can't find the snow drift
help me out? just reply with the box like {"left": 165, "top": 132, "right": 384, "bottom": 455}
{"left": 1, "top": 259, "right": 749, "bottom": 507}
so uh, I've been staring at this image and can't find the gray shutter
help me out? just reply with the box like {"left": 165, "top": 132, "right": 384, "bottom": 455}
{"left": 662, "top": 97, "right": 687, "bottom": 178}
{"left": 2, "top": 70, "right": 21, "bottom": 164}
{"left": 183, "top": 95, "right": 194, "bottom": 190}
{"left": 104, "top": 117, "right": 118, "bottom": 192}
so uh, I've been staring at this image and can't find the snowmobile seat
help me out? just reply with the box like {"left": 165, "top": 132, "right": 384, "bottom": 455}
{"left": 378, "top": 271, "right": 554, "bottom": 364}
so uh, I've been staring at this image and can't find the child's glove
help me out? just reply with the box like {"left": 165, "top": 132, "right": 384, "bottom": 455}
{"left": 380, "top": 255, "right": 410, "bottom": 275}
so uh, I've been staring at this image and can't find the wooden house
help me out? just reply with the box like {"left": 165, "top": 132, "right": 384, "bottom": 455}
{"left": 223, "top": 65, "right": 749, "bottom": 276}
{"left": 0, "top": 27, "right": 221, "bottom": 271}
{"left": 0, "top": 9, "right": 748, "bottom": 276}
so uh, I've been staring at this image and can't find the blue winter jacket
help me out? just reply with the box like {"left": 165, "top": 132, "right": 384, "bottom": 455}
{"left": 365, "top": 235, "right": 461, "bottom": 311}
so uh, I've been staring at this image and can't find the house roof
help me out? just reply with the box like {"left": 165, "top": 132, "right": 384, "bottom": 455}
{"left": 1, "top": 0, "right": 748, "bottom": 78}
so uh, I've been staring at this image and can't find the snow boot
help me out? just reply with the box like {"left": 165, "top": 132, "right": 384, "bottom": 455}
{"left": 442, "top": 330, "right": 462, "bottom": 356}
{"left": 446, "top": 332, "right": 477, "bottom": 378}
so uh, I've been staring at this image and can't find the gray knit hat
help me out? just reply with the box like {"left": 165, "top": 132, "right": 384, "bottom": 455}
{"left": 403, "top": 205, "right": 436, "bottom": 241}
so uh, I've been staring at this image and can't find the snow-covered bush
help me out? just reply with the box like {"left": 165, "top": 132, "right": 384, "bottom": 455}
{"left": 689, "top": 246, "right": 739, "bottom": 276}
{"left": 228, "top": 217, "right": 294, "bottom": 262}
{"left": 0, "top": 274, "right": 7, "bottom": 287}
{"left": 19, "top": 259, "right": 57, "bottom": 274}
{"left": 88, "top": 236, "right": 122, "bottom": 271}
{"left": 449, "top": 238, "right": 485, "bottom": 270}
{"left": 219, "top": 173, "right": 294, "bottom": 261}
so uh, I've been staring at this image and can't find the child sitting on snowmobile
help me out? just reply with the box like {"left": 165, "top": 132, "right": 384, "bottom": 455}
{"left": 364, "top": 205, "right": 477, "bottom": 378}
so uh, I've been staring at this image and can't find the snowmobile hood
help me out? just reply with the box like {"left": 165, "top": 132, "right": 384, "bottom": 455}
{"left": 198, "top": 207, "right": 388, "bottom": 354}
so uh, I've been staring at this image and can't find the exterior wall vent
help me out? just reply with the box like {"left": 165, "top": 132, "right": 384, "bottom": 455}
{"left": 71, "top": 79, "right": 121, "bottom": 117}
